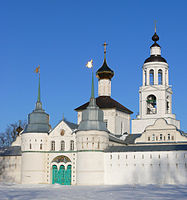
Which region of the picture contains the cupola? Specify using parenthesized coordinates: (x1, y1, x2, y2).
(144, 25, 167, 63)
(96, 42, 114, 80)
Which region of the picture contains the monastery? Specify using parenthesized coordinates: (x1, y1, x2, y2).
(0, 29, 187, 185)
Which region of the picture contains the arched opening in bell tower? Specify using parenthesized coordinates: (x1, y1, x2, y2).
(147, 95, 157, 114)
(158, 69, 162, 85)
(149, 69, 154, 85)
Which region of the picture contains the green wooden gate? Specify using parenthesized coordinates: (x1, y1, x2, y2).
(52, 164, 71, 185)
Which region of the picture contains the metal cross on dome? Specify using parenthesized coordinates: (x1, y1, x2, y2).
(103, 42, 108, 59)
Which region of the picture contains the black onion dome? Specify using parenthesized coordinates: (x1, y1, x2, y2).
(96, 59, 114, 79)
(152, 32, 159, 42)
(144, 55, 167, 63)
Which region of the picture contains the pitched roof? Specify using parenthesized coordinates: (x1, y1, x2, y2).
(75, 96, 133, 114)
(0, 146, 21, 156)
(105, 144, 187, 152)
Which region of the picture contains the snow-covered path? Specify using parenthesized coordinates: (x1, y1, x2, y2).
(0, 184, 187, 200)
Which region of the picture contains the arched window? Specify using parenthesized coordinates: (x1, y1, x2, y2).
(70, 140, 74, 151)
(147, 95, 157, 114)
(61, 140, 65, 151)
(149, 69, 154, 85)
(145, 70, 147, 85)
(51, 141, 55, 151)
(158, 69, 162, 85)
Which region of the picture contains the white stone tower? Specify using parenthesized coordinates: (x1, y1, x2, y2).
(132, 28, 180, 134)
(76, 69, 109, 185)
(21, 71, 51, 184)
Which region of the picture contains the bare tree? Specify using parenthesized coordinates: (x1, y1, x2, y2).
(0, 120, 26, 147)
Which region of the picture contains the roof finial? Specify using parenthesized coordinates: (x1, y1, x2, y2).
(34, 65, 42, 110)
(103, 41, 108, 60)
(62, 113, 64, 121)
(154, 20, 157, 33)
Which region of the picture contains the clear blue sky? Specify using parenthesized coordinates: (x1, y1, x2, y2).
(1, 0, 187, 132)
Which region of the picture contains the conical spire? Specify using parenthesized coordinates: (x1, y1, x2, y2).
(78, 60, 108, 132)
(23, 66, 51, 134)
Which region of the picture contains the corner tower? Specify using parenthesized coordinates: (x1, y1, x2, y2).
(76, 68, 109, 185)
(132, 27, 180, 134)
(21, 69, 51, 184)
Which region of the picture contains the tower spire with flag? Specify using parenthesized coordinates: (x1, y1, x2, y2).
(86, 59, 94, 99)
(34, 65, 42, 110)
(34, 65, 41, 102)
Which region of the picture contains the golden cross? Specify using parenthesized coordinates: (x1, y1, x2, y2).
(103, 41, 108, 54)
(154, 20, 157, 33)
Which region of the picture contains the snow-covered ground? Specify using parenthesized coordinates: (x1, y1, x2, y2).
(0, 183, 187, 200)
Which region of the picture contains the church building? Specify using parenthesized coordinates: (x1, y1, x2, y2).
(0, 29, 187, 185)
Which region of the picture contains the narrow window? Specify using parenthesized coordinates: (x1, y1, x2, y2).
(152, 134, 155, 141)
(150, 69, 154, 85)
(168, 134, 170, 140)
(126, 155, 128, 159)
(158, 69, 162, 85)
(156, 136, 158, 141)
(110, 155, 112, 159)
(150, 154, 152, 159)
(51, 141, 55, 151)
(160, 134, 162, 140)
(70, 140, 74, 150)
(118, 155, 120, 160)
(40, 143, 42, 150)
(172, 136, 174, 140)
(61, 140, 65, 151)
(142, 155, 144, 159)
(145, 70, 147, 85)
(148, 137, 150, 141)
(104, 120, 108, 128)
(29, 143, 32, 149)
(158, 155, 160, 159)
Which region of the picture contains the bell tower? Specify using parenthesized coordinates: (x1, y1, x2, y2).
(132, 27, 180, 134)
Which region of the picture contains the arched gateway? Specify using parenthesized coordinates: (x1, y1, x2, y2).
(51, 155, 72, 185)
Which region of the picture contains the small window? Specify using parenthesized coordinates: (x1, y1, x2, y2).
(40, 144, 42, 150)
(134, 155, 135, 159)
(172, 136, 174, 140)
(168, 134, 171, 140)
(152, 134, 155, 141)
(30, 144, 32, 150)
(148, 137, 150, 141)
(118, 155, 120, 160)
(70, 140, 74, 151)
(142, 155, 144, 159)
(126, 155, 128, 159)
(158, 155, 160, 159)
(150, 154, 152, 159)
(51, 141, 55, 151)
(156, 136, 158, 141)
(110, 155, 112, 159)
(160, 134, 162, 140)
(104, 120, 108, 128)
(61, 141, 65, 151)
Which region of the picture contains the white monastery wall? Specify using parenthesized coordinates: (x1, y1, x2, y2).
(104, 151, 187, 185)
(0, 156, 21, 183)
